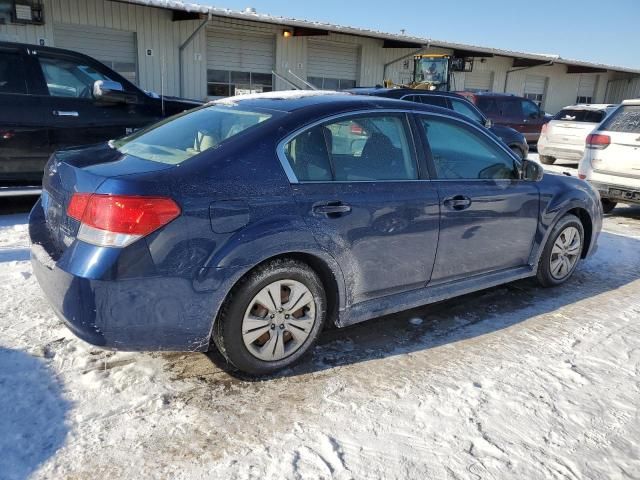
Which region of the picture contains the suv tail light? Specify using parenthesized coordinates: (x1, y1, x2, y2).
(541, 123, 547, 135)
(68, 194, 181, 247)
(586, 133, 610, 149)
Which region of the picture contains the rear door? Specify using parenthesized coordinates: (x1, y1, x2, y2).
(593, 104, 640, 177)
(415, 113, 539, 284)
(0, 45, 50, 186)
(280, 111, 440, 303)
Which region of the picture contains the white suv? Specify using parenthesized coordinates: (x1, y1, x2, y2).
(538, 104, 617, 165)
(578, 99, 640, 213)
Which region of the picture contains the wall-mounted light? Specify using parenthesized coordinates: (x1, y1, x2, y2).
(283, 29, 293, 38)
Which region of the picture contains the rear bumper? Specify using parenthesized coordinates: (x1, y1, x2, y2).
(537, 140, 584, 161)
(29, 199, 232, 352)
(590, 180, 640, 204)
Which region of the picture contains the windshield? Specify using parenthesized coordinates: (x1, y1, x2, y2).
(415, 57, 449, 86)
(553, 109, 606, 123)
(111, 105, 274, 164)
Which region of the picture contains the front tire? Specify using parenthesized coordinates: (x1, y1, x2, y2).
(536, 214, 584, 287)
(601, 199, 617, 214)
(539, 155, 556, 165)
(213, 259, 327, 375)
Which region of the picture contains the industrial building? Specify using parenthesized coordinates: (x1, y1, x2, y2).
(1, 0, 639, 113)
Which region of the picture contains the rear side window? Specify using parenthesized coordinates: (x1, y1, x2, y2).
(599, 105, 640, 134)
(419, 115, 517, 180)
(553, 109, 605, 123)
(112, 105, 274, 164)
(283, 114, 418, 182)
(0, 50, 28, 94)
(450, 98, 484, 124)
(411, 95, 449, 108)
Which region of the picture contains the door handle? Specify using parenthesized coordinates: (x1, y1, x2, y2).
(312, 201, 352, 216)
(443, 195, 472, 211)
(53, 111, 79, 117)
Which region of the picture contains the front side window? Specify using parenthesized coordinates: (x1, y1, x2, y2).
(111, 105, 274, 164)
(283, 114, 417, 182)
(0, 50, 28, 94)
(450, 98, 485, 124)
(38, 55, 115, 98)
(419, 115, 518, 180)
(521, 100, 540, 118)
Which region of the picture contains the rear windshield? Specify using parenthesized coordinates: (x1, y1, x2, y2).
(553, 109, 606, 123)
(600, 105, 640, 134)
(111, 105, 275, 164)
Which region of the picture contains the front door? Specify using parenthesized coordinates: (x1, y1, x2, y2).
(415, 113, 539, 284)
(29, 50, 156, 153)
(281, 112, 440, 303)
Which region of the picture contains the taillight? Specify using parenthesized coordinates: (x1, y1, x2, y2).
(541, 123, 547, 135)
(578, 174, 587, 180)
(68, 194, 181, 247)
(586, 133, 610, 149)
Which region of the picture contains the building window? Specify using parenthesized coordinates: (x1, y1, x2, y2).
(523, 92, 544, 107)
(207, 70, 273, 97)
(576, 95, 593, 104)
(307, 77, 357, 90)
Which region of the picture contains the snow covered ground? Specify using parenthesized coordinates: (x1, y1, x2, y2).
(1, 205, 640, 480)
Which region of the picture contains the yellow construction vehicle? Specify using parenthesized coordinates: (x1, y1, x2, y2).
(384, 53, 470, 91)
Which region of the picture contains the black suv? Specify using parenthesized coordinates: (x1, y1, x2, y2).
(0, 41, 201, 194)
(348, 88, 529, 159)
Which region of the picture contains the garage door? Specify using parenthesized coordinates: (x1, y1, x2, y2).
(307, 40, 359, 90)
(524, 75, 547, 106)
(206, 29, 275, 97)
(464, 71, 493, 92)
(53, 24, 138, 84)
(577, 75, 598, 103)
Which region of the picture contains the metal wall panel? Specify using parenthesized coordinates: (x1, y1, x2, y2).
(464, 71, 493, 91)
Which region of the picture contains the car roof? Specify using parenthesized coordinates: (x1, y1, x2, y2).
(346, 87, 466, 100)
(456, 91, 521, 99)
(209, 90, 475, 122)
(622, 98, 640, 105)
(557, 104, 617, 111)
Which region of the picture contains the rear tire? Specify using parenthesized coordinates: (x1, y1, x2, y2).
(601, 199, 617, 214)
(536, 214, 584, 288)
(539, 155, 556, 165)
(213, 259, 327, 375)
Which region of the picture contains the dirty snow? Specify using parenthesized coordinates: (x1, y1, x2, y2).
(1, 206, 640, 479)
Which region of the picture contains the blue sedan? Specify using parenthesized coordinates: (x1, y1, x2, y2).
(29, 91, 602, 375)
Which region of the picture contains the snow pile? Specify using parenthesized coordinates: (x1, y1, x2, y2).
(1, 211, 639, 479)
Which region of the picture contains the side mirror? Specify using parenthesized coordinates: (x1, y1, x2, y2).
(521, 159, 544, 182)
(484, 118, 493, 128)
(93, 80, 137, 104)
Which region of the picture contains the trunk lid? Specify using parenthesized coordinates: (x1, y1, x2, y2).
(547, 120, 599, 146)
(41, 143, 173, 253)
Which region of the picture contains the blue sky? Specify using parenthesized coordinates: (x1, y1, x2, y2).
(204, 0, 640, 69)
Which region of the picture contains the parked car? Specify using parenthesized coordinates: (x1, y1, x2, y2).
(578, 99, 640, 214)
(457, 91, 550, 144)
(30, 91, 602, 375)
(348, 88, 529, 159)
(538, 104, 617, 165)
(0, 41, 201, 195)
